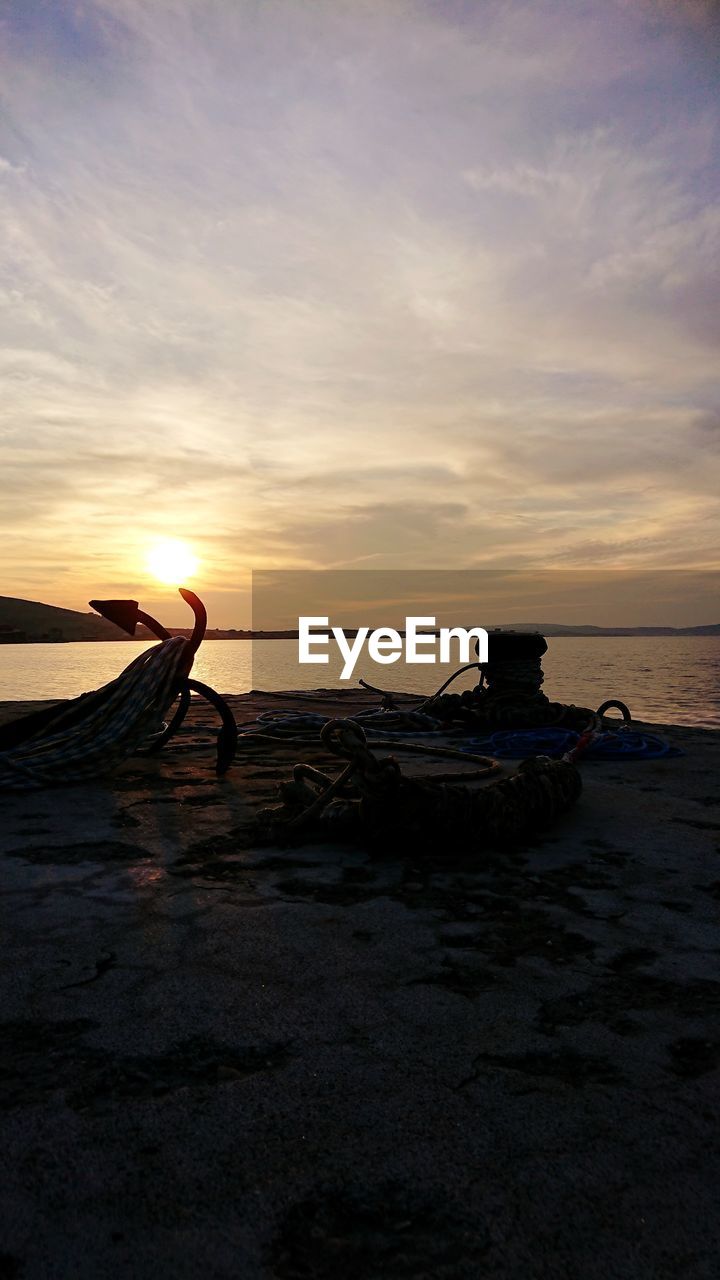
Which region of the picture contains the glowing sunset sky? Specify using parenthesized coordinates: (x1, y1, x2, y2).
(1, 0, 718, 624)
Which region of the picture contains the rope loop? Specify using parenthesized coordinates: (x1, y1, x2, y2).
(320, 717, 368, 759)
(595, 699, 632, 726)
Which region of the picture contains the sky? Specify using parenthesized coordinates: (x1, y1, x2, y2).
(1, 0, 719, 626)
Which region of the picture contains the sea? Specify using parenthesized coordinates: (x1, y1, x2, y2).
(0, 636, 718, 728)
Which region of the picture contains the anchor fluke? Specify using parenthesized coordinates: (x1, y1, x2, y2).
(90, 599, 141, 636)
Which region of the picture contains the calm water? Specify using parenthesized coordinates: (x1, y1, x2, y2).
(0, 636, 718, 728)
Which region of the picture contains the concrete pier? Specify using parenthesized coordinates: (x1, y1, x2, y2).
(1, 691, 719, 1278)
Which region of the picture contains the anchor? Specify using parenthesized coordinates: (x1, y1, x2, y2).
(90, 587, 237, 776)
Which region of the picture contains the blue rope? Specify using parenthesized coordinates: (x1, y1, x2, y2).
(240, 714, 682, 760)
(459, 727, 683, 760)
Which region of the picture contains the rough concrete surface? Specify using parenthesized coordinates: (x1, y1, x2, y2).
(1, 689, 719, 1279)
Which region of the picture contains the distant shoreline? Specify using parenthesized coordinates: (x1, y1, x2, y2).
(164, 626, 720, 640)
(1, 626, 720, 645)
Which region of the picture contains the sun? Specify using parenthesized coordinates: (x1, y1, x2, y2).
(147, 538, 198, 585)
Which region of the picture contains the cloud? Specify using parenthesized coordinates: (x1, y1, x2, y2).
(693, 409, 720, 447)
(0, 0, 718, 619)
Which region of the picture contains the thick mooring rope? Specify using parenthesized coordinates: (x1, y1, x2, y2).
(258, 718, 583, 853)
(424, 666, 595, 731)
(363, 651, 597, 732)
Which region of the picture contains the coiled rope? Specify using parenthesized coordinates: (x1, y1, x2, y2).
(236, 709, 501, 780)
(0, 637, 191, 791)
(361, 653, 596, 732)
(459, 727, 683, 761)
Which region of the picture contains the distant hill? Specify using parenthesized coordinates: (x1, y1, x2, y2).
(0, 595, 136, 642)
(486, 621, 720, 637)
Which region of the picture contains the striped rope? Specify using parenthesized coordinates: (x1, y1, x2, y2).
(0, 637, 190, 791)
